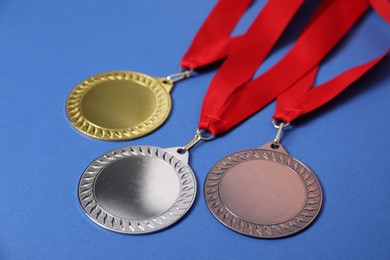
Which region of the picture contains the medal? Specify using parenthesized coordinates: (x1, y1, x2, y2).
(205, 142, 322, 238)
(79, 145, 195, 234)
(67, 71, 186, 140)
(66, 0, 253, 141)
(77, 0, 306, 233)
(205, 123, 324, 238)
(79, 130, 213, 234)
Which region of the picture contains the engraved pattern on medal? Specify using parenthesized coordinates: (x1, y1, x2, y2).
(204, 149, 322, 238)
(79, 146, 196, 234)
(66, 71, 171, 140)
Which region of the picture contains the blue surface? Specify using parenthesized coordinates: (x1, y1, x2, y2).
(0, 0, 389, 259)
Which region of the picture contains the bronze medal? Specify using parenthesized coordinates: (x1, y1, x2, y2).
(66, 71, 174, 140)
(204, 142, 322, 238)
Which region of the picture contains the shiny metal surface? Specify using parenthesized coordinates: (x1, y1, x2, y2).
(166, 70, 192, 82)
(66, 71, 173, 140)
(272, 121, 287, 147)
(180, 129, 215, 153)
(79, 146, 196, 234)
(205, 142, 322, 238)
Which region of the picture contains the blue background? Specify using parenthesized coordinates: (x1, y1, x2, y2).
(0, 0, 389, 259)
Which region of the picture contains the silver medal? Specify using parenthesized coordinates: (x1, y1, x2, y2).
(78, 145, 196, 234)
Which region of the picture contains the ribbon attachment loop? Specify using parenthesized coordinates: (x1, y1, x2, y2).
(179, 129, 215, 153)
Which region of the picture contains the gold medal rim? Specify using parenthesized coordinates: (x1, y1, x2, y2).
(66, 71, 172, 141)
(204, 148, 323, 239)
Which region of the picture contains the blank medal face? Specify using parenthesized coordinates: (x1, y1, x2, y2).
(94, 157, 181, 220)
(78, 146, 196, 234)
(219, 159, 307, 225)
(205, 143, 322, 238)
(81, 80, 157, 129)
(66, 71, 172, 140)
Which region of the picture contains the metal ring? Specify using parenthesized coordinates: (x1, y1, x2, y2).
(180, 129, 214, 153)
(166, 70, 193, 83)
(197, 128, 215, 141)
(179, 66, 193, 73)
(179, 67, 194, 79)
(272, 120, 290, 129)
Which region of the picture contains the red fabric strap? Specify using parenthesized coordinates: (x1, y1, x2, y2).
(199, 0, 371, 135)
(370, 0, 390, 24)
(199, 0, 305, 133)
(273, 52, 389, 123)
(180, 0, 252, 70)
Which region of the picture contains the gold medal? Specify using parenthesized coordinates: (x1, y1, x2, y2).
(66, 71, 188, 140)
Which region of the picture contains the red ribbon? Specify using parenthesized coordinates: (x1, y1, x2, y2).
(273, 52, 388, 123)
(272, 0, 390, 123)
(371, 0, 390, 24)
(198, 0, 387, 135)
(199, 0, 305, 133)
(181, 0, 252, 70)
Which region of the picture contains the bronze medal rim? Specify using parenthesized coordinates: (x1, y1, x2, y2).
(78, 145, 196, 234)
(66, 71, 172, 141)
(204, 147, 322, 238)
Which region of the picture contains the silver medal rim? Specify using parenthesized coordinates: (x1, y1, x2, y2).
(204, 148, 322, 238)
(78, 145, 196, 234)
